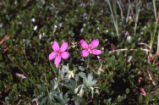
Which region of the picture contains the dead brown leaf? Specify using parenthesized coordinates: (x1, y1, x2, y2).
(0, 35, 9, 45)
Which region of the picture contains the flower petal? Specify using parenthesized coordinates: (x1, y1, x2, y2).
(89, 39, 99, 49)
(54, 56, 61, 67)
(80, 40, 88, 49)
(81, 50, 89, 57)
(91, 49, 102, 55)
(60, 42, 68, 52)
(52, 41, 59, 51)
(61, 52, 69, 59)
(49, 52, 56, 61)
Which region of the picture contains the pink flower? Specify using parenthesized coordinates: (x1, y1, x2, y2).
(80, 39, 102, 57)
(49, 41, 69, 67)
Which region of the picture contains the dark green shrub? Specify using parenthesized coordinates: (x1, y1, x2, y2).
(0, 0, 159, 105)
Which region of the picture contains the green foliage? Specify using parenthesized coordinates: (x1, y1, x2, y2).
(0, 0, 159, 105)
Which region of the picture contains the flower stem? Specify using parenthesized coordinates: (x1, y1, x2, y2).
(87, 56, 90, 69)
(56, 66, 60, 81)
(44, 73, 50, 97)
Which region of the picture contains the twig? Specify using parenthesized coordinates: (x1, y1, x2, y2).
(16, 73, 27, 79)
(36, 101, 39, 105)
(138, 42, 150, 48)
(17, 99, 22, 105)
(111, 48, 150, 53)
